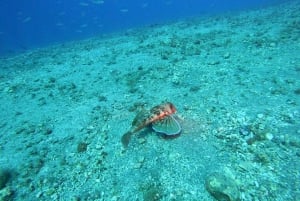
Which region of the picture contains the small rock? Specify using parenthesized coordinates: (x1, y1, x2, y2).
(223, 52, 230, 59)
(36, 191, 43, 198)
(0, 169, 10, 189)
(205, 173, 240, 201)
(44, 128, 53, 135)
(239, 125, 252, 137)
(77, 142, 88, 153)
(265, 133, 273, 141)
(289, 136, 300, 148)
(0, 186, 13, 200)
(138, 138, 146, 144)
(71, 196, 81, 201)
(111, 195, 119, 201)
(190, 86, 200, 92)
(98, 95, 107, 102)
(237, 162, 251, 172)
(257, 114, 264, 119)
(138, 156, 145, 163)
(208, 60, 220, 65)
(133, 162, 142, 169)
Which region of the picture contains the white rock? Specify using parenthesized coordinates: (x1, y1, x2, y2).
(257, 113, 264, 119)
(265, 133, 273, 140)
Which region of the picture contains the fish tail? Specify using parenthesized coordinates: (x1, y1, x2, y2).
(121, 131, 132, 148)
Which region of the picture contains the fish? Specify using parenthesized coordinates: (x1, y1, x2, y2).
(121, 102, 181, 147)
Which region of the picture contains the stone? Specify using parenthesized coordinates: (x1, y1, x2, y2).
(223, 52, 230, 59)
(208, 60, 220, 65)
(257, 114, 264, 119)
(265, 133, 274, 141)
(288, 135, 300, 148)
(0, 186, 13, 200)
(205, 173, 240, 201)
(77, 142, 88, 153)
(0, 169, 10, 190)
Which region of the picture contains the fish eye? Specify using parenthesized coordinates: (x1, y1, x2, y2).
(169, 103, 176, 111)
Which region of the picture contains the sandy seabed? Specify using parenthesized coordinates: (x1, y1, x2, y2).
(0, 1, 299, 201)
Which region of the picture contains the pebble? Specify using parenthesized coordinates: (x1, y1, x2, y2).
(288, 136, 300, 148)
(237, 162, 251, 172)
(111, 195, 119, 201)
(133, 161, 143, 169)
(239, 125, 252, 136)
(257, 113, 264, 119)
(71, 197, 81, 201)
(0, 186, 13, 200)
(0, 169, 10, 189)
(36, 191, 43, 198)
(265, 133, 273, 141)
(223, 52, 231, 59)
(138, 138, 146, 144)
(208, 60, 220, 65)
(139, 155, 145, 161)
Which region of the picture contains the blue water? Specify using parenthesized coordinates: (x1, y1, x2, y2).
(0, 0, 288, 56)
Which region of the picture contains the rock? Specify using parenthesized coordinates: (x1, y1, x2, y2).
(0, 186, 13, 200)
(288, 135, 300, 148)
(77, 142, 88, 153)
(0, 169, 10, 190)
(223, 52, 230, 59)
(208, 60, 220, 65)
(257, 114, 264, 119)
(205, 173, 240, 201)
(265, 133, 273, 141)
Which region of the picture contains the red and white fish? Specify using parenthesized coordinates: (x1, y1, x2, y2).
(121, 102, 182, 147)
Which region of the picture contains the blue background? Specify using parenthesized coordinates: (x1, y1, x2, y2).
(0, 0, 287, 56)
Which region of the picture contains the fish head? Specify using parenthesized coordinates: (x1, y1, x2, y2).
(164, 102, 177, 115)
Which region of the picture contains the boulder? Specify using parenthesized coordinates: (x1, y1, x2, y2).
(205, 172, 240, 201)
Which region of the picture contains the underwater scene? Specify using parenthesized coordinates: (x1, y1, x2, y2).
(0, 0, 299, 200)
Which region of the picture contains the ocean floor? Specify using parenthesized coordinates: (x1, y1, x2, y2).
(0, 1, 300, 201)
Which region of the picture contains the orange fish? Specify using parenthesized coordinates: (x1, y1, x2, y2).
(121, 102, 181, 147)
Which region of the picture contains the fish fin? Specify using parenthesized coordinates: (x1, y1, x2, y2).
(152, 115, 181, 136)
(121, 131, 132, 148)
